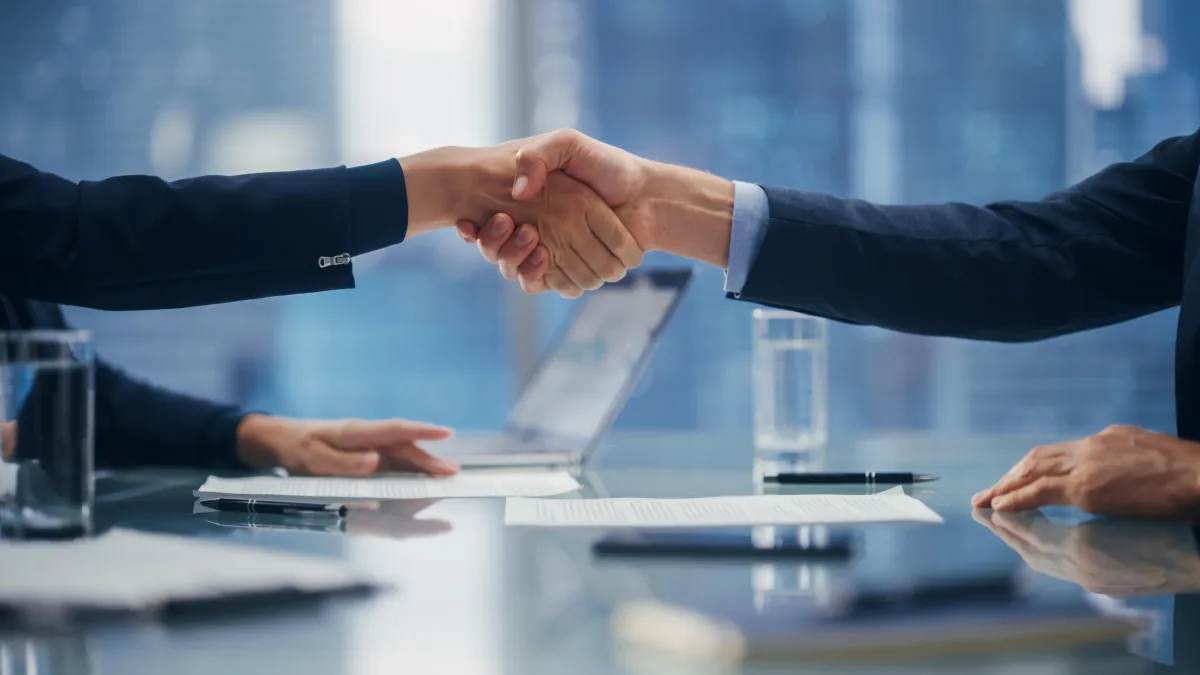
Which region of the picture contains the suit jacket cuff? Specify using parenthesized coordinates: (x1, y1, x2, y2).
(204, 408, 252, 470)
(346, 159, 409, 257)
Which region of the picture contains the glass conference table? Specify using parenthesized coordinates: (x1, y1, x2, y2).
(5, 432, 1193, 674)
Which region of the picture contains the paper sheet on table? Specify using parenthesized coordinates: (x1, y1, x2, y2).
(0, 528, 374, 612)
(504, 486, 943, 527)
(198, 471, 581, 502)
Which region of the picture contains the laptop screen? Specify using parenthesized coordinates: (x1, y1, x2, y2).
(506, 269, 693, 449)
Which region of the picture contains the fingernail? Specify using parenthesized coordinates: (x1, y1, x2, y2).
(992, 496, 1008, 510)
(436, 458, 459, 473)
(529, 248, 545, 265)
(516, 225, 533, 246)
(359, 451, 380, 468)
(971, 491, 987, 505)
(489, 218, 510, 237)
(513, 174, 529, 197)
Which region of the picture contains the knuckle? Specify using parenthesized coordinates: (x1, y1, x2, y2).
(1017, 460, 1039, 480)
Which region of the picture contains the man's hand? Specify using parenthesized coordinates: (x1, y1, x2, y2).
(235, 415, 458, 477)
(471, 169, 643, 298)
(457, 129, 735, 296)
(973, 510, 1200, 597)
(402, 141, 642, 298)
(971, 425, 1200, 517)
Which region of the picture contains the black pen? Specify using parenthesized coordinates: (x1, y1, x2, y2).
(199, 498, 348, 518)
(763, 472, 938, 485)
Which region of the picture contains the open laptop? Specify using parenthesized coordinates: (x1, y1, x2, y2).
(432, 268, 693, 468)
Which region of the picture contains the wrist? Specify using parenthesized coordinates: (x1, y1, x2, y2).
(398, 145, 524, 237)
(637, 161, 734, 268)
(397, 147, 483, 237)
(235, 414, 288, 469)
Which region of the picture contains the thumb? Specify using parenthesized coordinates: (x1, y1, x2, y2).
(513, 129, 640, 206)
(514, 128, 605, 200)
(513, 140, 562, 201)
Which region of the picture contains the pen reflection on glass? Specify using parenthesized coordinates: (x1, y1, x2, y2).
(201, 510, 348, 534)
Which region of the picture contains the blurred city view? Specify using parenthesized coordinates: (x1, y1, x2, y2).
(2, 0, 1194, 444)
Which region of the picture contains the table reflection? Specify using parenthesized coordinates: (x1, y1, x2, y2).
(0, 632, 93, 675)
(343, 499, 452, 541)
(972, 510, 1200, 597)
(974, 509, 1200, 670)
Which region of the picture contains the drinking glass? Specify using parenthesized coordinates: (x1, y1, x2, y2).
(0, 331, 94, 538)
(752, 310, 828, 469)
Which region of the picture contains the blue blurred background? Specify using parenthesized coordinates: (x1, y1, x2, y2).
(1, 0, 1193, 442)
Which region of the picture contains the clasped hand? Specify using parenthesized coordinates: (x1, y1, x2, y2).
(453, 130, 657, 298)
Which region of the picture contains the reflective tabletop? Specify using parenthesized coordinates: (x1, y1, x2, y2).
(5, 432, 1193, 674)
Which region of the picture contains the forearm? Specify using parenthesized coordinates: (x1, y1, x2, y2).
(93, 360, 247, 470)
(637, 161, 735, 268)
(0, 148, 523, 310)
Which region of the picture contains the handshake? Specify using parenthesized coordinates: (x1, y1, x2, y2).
(401, 129, 736, 297)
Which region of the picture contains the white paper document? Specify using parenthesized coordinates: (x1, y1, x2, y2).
(0, 529, 373, 612)
(504, 486, 943, 527)
(198, 471, 582, 502)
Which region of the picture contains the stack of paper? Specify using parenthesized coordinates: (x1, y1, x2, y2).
(0, 529, 374, 614)
(197, 471, 581, 502)
(505, 486, 943, 527)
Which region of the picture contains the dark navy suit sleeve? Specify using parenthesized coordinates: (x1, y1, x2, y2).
(0, 154, 408, 310)
(734, 131, 1199, 342)
(25, 303, 250, 470)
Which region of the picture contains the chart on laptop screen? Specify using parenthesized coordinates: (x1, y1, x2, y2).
(507, 280, 680, 439)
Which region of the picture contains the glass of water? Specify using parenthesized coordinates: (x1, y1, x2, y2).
(0, 331, 94, 538)
(752, 310, 828, 467)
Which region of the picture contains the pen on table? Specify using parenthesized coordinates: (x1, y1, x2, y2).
(198, 498, 348, 518)
(763, 472, 938, 485)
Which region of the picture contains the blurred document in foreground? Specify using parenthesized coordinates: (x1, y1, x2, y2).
(0, 529, 372, 614)
(199, 471, 580, 502)
(505, 486, 941, 527)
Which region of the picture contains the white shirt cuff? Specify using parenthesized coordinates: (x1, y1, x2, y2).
(723, 181, 770, 297)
